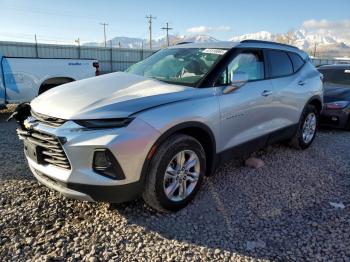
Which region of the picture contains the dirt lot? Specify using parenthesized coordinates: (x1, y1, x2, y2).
(0, 107, 349, 261)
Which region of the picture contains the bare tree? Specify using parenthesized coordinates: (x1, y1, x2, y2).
(276, 29, 296, 45)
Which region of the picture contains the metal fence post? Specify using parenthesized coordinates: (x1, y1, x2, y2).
(110, 41, 113, 72)
(34, 34, 39, 58)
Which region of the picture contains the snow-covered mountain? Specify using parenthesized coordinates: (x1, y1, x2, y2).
(230, 31, 272, 42)
(83, 34, 218, 49)
(84, 29, 350, 57)
(83, 37, 146, 49)
(230, 29, 350, 57)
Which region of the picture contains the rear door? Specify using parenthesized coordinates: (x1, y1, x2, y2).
(266, 50, 310, 128)
(217, 49, 275, 152)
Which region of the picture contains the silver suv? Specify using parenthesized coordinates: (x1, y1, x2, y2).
(15, 40, 323, 212)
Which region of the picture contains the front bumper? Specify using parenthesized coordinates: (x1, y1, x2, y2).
(30, 165, 143, 202)
(20, 118, 160, 202)
(320, 108, 350, 129)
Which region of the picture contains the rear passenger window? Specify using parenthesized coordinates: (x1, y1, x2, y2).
(289, 52, 305, 72)
(267, 50, 293, 77)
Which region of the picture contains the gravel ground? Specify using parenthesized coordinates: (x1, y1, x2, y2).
(0, 106, 349, 261)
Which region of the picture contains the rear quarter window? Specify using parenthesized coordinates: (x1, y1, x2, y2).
(267, 50, 293, 78)
(289, 52, 305, 72)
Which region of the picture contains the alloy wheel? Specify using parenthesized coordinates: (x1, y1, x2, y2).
(163, 150, 200, 202)
(302, 112, 317, 144)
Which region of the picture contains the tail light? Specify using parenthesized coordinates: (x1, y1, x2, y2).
(93, 62, 100, 76)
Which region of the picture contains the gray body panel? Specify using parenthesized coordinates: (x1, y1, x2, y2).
(20, 41, 323, 202)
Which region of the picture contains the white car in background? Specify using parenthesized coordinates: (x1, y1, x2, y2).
(0, 56, 99, 108)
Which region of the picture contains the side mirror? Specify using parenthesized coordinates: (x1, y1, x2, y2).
(223, 71, 248, 94)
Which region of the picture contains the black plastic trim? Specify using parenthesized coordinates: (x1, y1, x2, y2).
(92, 149, 126, 180)
(35, 169, 142, 203)
(216, 124, 298, 166)
(139, 121, 217, 183)
(67, 181, 144, 203)
(240, 40, 299, 50)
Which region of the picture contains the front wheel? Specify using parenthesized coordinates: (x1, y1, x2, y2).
(142, 134, 206, 212)
(289, 104, 318, 149)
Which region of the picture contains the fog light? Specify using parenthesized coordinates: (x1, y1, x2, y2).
(93, 149, 125, 180)
(94, 150, 112, 169)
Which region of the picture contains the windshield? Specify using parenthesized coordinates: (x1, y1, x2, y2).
(126, 48, 227, 86)
(319, 68, 350, 86)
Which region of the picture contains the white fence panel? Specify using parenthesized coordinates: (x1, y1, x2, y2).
(0, 41, 156, 73)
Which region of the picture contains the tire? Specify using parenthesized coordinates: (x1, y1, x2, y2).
(346, 116, 350, 131)
(142, 134, 206, 212)
(289, 104, 318, 149)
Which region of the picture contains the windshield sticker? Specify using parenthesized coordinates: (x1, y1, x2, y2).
(202, 49, 227, 55)
(345, 69, 350, 74)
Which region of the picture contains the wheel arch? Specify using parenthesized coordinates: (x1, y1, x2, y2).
(141, 122, 217, 183)
(306, 96, 323, 115)
(38, 76, 75, 95)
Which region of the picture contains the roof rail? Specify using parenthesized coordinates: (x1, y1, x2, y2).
(176, 41, 193, 45)
(240, 39, 299, 50)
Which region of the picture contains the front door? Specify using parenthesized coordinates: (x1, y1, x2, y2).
(216, 49, 275, 152)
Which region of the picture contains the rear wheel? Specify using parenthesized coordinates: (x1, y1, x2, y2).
(289, 104, 318, 149)
(142, 134, 206, 212)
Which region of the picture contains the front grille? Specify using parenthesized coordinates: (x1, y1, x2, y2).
(31, 110, 66, 127)
(18, 128, 71, 170)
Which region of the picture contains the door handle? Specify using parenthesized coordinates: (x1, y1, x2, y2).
(261, 90, 273, 97)
(298, 80, 306, 86)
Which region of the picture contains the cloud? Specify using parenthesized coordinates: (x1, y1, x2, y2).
(302, 19, 350, 30)
(186, 25, 231, 34)
(301, 19, 350, 44)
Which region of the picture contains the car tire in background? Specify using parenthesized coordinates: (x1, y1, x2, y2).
(289, 104, 319, 149)
(346, 117, 350, 131)
(142, 134, 206, 212)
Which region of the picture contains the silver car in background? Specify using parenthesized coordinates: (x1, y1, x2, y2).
(15, 40, 323, 212)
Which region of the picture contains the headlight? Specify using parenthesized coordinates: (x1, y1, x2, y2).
(324, 101, 350, 110)
(74, 118, 134, 128)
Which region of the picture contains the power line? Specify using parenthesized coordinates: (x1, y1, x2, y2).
(161, 22, 173, 47)
(100, 22, 108, 47)
(146, 15, 156, 49)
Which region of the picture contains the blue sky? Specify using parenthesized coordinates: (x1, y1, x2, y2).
(0, 0, 349, 44)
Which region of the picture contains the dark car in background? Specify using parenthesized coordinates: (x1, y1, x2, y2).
(318, 64, 350, 129)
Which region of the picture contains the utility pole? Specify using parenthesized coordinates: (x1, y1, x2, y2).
(146, 15, 156, 49)
(161, 22, 173, 47)
(100, 22, 108, 47)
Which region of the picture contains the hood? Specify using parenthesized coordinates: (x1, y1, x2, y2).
(31, 72, 196, 120)
(324, 83, 350, 103)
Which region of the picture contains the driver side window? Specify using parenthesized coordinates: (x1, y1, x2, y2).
(217, 50, 265, 85)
